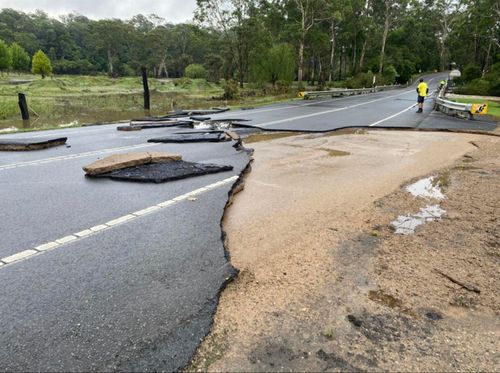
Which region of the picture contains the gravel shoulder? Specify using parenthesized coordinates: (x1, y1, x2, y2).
(188, 129, 499, 372)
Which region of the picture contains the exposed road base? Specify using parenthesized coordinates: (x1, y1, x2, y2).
(188, 130, 499, 372)
(89, 160, 233, 183)
(0, 137, 67, 151)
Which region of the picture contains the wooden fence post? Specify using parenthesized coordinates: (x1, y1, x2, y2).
(18, 93, 30, 121)
(141, 67, 150, 112)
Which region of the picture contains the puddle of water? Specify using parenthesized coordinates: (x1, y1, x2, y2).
(0, 127, 17, 134)
(244, 132, 300, 143)
(406, 176, 444, 199)
(391, 204, 446, 234)
(193, 121, 232, 130)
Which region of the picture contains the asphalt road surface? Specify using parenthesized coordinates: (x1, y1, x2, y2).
(0, 73, 496, 371)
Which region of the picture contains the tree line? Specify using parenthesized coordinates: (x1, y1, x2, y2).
(0, 1, 498, 89)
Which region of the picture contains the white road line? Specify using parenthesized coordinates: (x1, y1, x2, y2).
(230, 94, 356, 116)
(0, 143, 158, 171)
(369, 103, 417, 126)
(0, 125, 118, 139)
(256, 90, 414, 128)
(2, 250, 38, 264)
(0, 175, 239, 268)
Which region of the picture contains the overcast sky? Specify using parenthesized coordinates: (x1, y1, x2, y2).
(0, 0, 198, 23)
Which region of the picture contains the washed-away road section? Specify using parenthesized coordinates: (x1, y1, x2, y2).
(0, 72, 496, 371)
(0, 125, 250, 372)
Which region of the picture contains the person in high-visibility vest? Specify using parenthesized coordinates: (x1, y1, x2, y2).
(416, 78, 428, 113)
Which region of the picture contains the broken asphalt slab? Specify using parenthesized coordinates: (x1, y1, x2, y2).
(0, 137, 67, 151)
(83, 152, 182, 175)
(117, 120, 192, 131)
(89, 160, 234, 183)
(148, 132, 230, 143)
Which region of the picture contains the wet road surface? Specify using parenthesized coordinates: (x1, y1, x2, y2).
(0, 72, 496, 371)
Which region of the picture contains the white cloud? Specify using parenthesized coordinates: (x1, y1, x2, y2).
(0, 0, 197, 23)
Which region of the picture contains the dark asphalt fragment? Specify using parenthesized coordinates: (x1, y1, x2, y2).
(118, 120, 192, 131)
(0, 137, 67, 151)
(148, 132, 229, 143)
(90, 160, 233, 183)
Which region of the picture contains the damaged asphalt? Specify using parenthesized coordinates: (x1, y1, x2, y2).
(0, 72, 497, 371)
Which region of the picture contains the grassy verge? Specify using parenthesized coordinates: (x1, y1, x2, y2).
(452, 97, 500, 118)
(0, 74, 297, 132)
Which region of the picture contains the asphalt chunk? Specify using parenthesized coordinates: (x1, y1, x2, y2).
(148, 132, 229, 143)
(0, 137, 67, 151)
(90, 160, 233, 183)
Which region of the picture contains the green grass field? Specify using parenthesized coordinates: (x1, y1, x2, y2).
(0, 74, 297, 132)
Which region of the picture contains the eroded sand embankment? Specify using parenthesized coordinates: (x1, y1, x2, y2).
(189, 129, 499, 372)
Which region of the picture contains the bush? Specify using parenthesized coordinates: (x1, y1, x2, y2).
(184, 64, 207, 79)
(346, 71, 374, 88)
(31, 50, 52, 78)
(463, 64, 481, 83)
(222, 79, 239, 100)
(455, 62, 500, 96)
(274, 80, 291, 94)
(9, 43, 30, 72)
(0, 39, 11, 73)
(458, 78, 491, 95)
(382, 65, 397, 84)
(53, 59, 97, 75)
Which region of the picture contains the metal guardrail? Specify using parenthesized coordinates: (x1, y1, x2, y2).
(434, 84, 474, 119)
(302, 84, 400, 99)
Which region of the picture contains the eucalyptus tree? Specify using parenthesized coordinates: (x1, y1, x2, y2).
(196, 0, 261, 86)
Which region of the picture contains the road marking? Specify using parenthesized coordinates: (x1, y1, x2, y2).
(369, 103, 417, 126)
(2, 250, 38, 264)
(0, 175, 239, 268)
(256, 90, 414, 128)
(0, 125, 118, 139)
(0, 143, 158, 171)
(228, 95, 355, 116)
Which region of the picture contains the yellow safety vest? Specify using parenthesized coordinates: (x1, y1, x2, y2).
(417, 82, 428, 96)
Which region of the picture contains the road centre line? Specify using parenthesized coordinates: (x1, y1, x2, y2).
(369, 103, 417, 126)
(0, 175, 239, 268)
(228, 94, 357, 116)
(0, 143, 158, 171)
(256, 90, 414, 127)
(0, 125, 118, 139)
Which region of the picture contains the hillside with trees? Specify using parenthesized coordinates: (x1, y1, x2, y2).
(0, 0, 497, 93)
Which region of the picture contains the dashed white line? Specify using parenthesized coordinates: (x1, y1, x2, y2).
(0, 143, 158, 171)
(0, 175, 239, 268)
(2, 250, 39, 264)
(229, 94, 356, 116)
(369, 103, 417, 127)
(0, 124, 117, 139)
(257, 90, 414, 128)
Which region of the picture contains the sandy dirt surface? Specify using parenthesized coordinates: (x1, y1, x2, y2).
(188, 129, 499, 372)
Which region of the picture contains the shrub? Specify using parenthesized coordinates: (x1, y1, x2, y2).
(462, 64, 481, 83)
(222, 79, 239, 100)
(9, 43, 30, 72)
(31, 50, 52, 78)
(0, 39, 11, 73)
(184, 64, 207, 79)
(382, 65, 397, 84)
